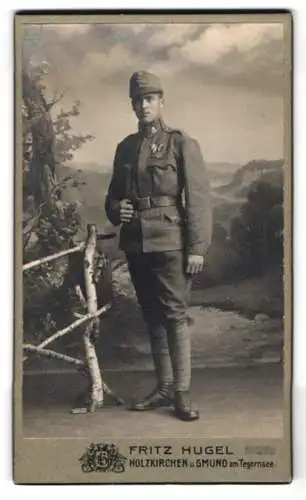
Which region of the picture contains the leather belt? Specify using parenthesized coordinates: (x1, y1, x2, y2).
(133, 195, 179, 211)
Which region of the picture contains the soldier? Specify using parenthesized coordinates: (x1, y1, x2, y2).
(105, 71, 212, 421)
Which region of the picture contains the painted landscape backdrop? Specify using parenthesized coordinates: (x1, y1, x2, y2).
(23, 152, 284, 372)
(22, 20, 286, 374)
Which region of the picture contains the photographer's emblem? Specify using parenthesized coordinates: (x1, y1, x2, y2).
(79, 443, 127, 473)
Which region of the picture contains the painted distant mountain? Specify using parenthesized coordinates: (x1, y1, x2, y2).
(59, 161, 242, 222)
(215, 159, 284, 195)
(57, 163, 112, 229)
(208, 162, 241, 174)
(207, 162, 241, 189)
(57, 162, 122, 257)
(67, 160, 241, 175)
(64, 161, 241, 189)
(57, 158, 284, 257)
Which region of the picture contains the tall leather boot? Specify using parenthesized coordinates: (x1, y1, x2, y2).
(166, 319, 199, 421)
(129, 324, 174, 411)
(174, 390, 199, 422)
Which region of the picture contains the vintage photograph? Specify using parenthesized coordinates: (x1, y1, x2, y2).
(15, 12, 292, 483)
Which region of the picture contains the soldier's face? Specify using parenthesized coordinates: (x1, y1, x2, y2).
(132, 93, 164, 123)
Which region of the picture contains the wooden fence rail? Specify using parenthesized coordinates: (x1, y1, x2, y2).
(22, 224, 123, 412)
(22, 303, 112, 362)
(23, 243, 85, 271)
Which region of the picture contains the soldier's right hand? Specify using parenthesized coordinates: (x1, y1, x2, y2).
(119, 199, 134, 223)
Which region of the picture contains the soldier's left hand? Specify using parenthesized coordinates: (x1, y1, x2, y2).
(186, 255, 204, 275)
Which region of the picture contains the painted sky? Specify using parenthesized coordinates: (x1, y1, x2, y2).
(22, 21, 286, 170)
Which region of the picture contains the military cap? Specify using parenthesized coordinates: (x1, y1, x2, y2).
(129, 71, 163, 100)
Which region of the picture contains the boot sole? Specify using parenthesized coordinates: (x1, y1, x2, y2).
(129, 401, 174, 411)
(174, 412, 200, 422)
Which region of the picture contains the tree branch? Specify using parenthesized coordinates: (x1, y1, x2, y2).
(47, 87, 69, 109)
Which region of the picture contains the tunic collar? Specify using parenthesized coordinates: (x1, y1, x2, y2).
(138, 118, 166, 138)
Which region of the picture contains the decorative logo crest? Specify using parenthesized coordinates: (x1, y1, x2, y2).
(79, 443, 127, 473)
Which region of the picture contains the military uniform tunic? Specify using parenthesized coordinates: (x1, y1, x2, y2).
(105, 119, 212, 256)
(105, 118, 212, 391)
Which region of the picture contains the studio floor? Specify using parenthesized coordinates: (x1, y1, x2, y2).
(22, 365, 284, 439)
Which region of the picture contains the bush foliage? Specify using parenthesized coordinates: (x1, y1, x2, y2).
(23, 61, 94, 346)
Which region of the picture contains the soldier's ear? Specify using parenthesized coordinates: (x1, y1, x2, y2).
(160, 95, 165, 108)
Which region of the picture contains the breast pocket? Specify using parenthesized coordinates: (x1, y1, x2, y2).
(146, 158, 178, 195)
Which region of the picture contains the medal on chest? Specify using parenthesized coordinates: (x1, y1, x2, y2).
(150, 142, 165, 159)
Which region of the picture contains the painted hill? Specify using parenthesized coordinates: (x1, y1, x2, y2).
(57, 163, 112, 229)
(56, 158, 284, 258)
(56, 163, 121, 257)
(57, 160, 241, 231)
(216, 159, 284, 196)
(208, 162, 241, 189)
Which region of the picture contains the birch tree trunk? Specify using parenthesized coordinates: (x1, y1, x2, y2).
(83, 224, 104, 411)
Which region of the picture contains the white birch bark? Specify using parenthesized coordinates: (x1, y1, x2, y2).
(83, 224, 104, 411)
